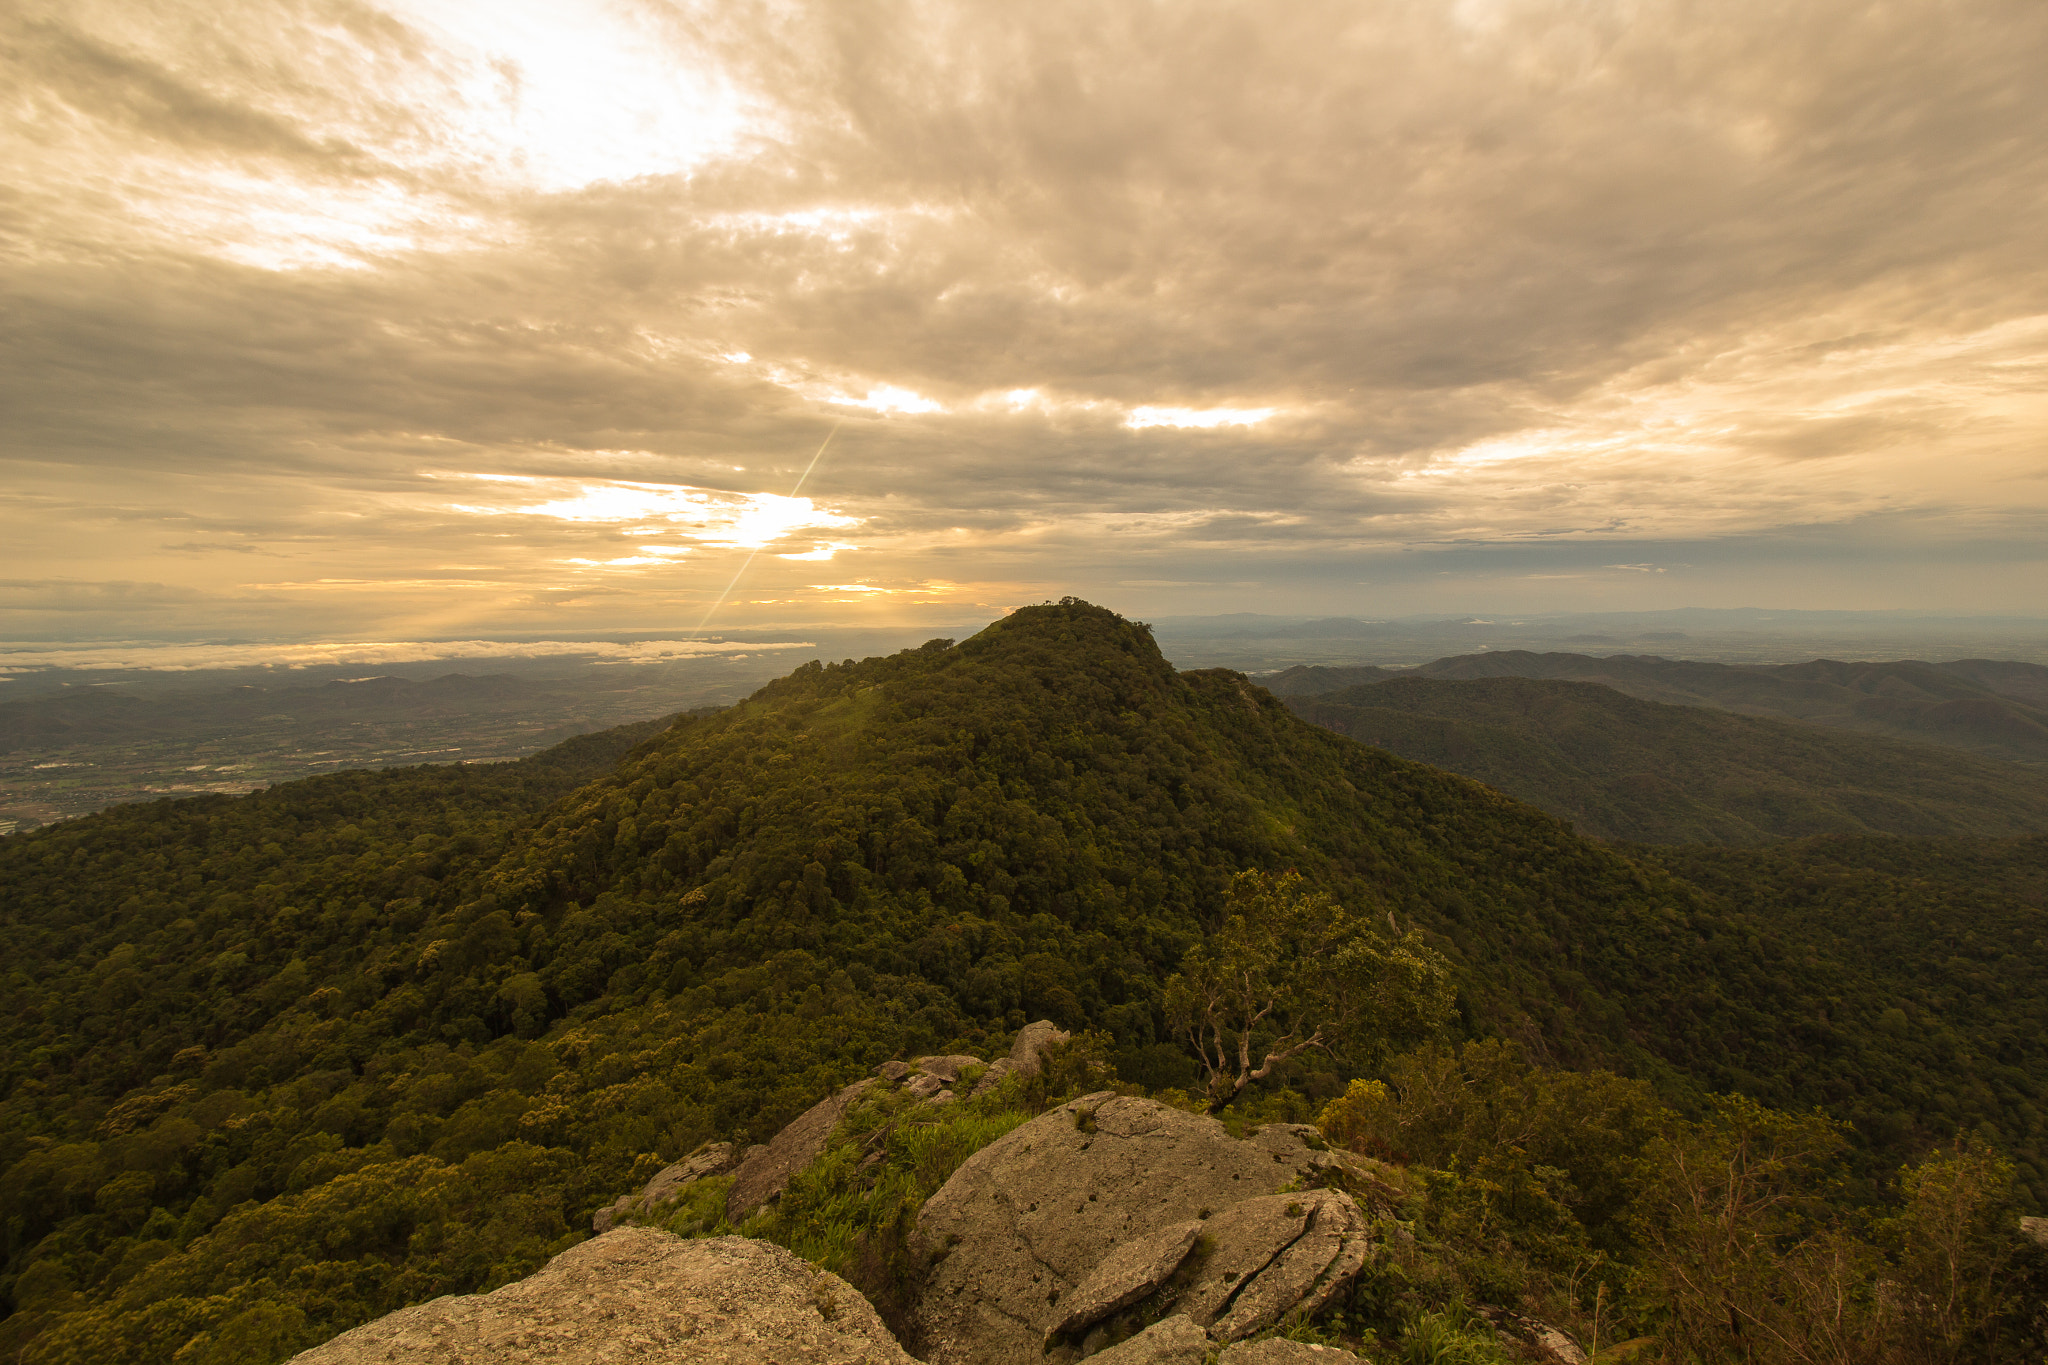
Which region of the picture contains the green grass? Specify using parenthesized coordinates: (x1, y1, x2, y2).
(625, 1074, 1036, 1332)
(1395, 1306, 1513, 1365)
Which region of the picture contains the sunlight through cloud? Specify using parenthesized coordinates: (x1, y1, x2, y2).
(448, 477, 858, 551)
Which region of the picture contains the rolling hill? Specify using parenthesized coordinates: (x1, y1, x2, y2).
(1266, 651, 2048, 764)
(1281, 674, 2048, 843)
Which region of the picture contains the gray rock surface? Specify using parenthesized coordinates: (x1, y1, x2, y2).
(594, 1142, 738, 1233)
(969, 1020, 1070, 1098)
(1480, 1308, 1588, 1365)
(1085, 1315, 1212, 1365)
(289, 1229, 912, 1364)
(1176, 1195, 1314, 1327)
(727, 1077, 875, 1221)
(1045, 1219, 1203, 1342)
(1207, 1192, 1370, 1342)
(967, 1058, 1016, 1098)
(909, 1093, 1333, 1365)
(1218, 1340, 1360, 1362)
(915, 1054, 985, 1084)
(2022, 1215, 2048, 1247)
(1008, 1020, 1071, 1077)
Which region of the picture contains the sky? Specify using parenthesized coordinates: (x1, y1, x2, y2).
(4, 0, 2046, 647)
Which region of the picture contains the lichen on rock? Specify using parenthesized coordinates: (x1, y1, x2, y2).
(288, 1229, 912, 1364)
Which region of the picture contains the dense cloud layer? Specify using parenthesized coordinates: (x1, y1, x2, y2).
(3, 0, 2044, 639)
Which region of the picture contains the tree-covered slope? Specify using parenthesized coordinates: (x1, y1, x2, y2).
(0, 602, 2043, 1363)
(1297, 650, 2048, 764)
(1283, 675, 2048, 843)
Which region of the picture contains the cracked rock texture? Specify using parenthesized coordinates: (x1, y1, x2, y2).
(1084, 1315, 1213, 1365)
(908, 1093, 1345, 1365)
(1208, 1192, 1371, 1342)
(289, 1229, 911, 1364)
(1045, 1218, 1203, 1342)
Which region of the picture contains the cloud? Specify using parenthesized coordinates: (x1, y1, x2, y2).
(3, 0, 2046, 630)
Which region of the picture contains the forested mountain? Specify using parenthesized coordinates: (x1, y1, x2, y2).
(1282, 675, 2048, 843)
(0, 603, 2042, 1362)
(1266, 652, 2048, 763)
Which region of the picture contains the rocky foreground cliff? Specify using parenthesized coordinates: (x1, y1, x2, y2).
(291, 1027, 1586, 1365)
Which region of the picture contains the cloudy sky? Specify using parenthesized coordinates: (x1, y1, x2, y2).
(4, 0, 2045, 645)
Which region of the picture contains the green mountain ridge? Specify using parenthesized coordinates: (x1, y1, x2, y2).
(1265, 652, 2048, 764)
(0, 603, 2043, 1362)
(1283, 674, 2048, 844)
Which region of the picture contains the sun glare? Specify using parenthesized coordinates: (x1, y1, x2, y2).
(392, 0, 750, 191)
(829, 385, 947, 416)
(451, 477, 858, 552)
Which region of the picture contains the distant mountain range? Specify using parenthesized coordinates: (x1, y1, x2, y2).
(1265, 652, 2048, 766)
(1149, 609, 2048, 670)
(1281, 675, 2048, 844)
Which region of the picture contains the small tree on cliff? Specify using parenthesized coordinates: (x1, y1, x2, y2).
(1165, 870, 1454, 1113)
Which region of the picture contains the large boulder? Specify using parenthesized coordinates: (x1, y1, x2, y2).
(909, 1093, 1371, 1365)
(1045, 1219, 1203, 1343)
(970, 1019, 1072, 1098)
(288, 1229, 912, 1364)
(1007, 1020, 1071, 1077)
(727, 1077, 875, 1221)
(1184, 1191, 1368, 1342)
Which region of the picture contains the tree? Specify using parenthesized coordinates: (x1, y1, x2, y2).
(1885, 1139, 2027, 1363)
(1632, 1094, 1860, 1364)
(1163, 870, 1453, 1112)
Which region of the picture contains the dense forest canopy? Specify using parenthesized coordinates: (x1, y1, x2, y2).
(1281, 674, 2048, 843)
(0, 601, 2042, 1362)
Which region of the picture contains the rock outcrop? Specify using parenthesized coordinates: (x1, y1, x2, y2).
(1045, 1219, 1203, 1342)
(592, 1141, 736, 1233)
(597, 1021, 1074, 1231)
(1478, 1307, 1589, 1365)
(726, 1077, 876, 1221)
(289, 1229, 912, 1364)
(970, 1019, 1072, 1098)
(909, 1093, 1374, 1365)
